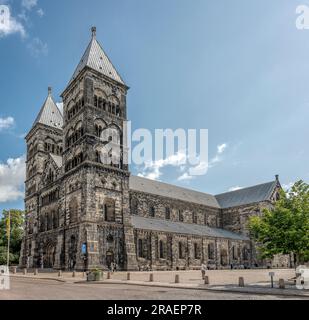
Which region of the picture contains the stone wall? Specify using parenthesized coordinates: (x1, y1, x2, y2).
(130, 190, 220, 227)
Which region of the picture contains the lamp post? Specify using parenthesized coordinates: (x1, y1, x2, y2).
(269, 271, 275, 288)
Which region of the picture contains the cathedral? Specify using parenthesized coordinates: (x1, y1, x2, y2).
(20, 27, 288, 271)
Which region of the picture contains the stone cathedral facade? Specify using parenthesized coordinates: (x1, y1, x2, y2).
(20, 27, 289, 271)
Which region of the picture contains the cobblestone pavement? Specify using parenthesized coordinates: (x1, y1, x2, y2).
(100, 268, 296, 286)
(10, 268, 296, 285)
(0, 277, 308, 300)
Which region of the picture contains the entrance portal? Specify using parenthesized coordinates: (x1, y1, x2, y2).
(43, 244, 55, 268)
(106, 250, 114, 269)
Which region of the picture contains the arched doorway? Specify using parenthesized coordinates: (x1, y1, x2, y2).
(43, 243, 55, 268)
(106, 250, 114, 269)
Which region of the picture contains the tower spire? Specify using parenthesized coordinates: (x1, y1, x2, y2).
(66, 26, 125, 87)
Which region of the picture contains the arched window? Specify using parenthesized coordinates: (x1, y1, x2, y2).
(104, 198, 116, 222)
(178, 242, 184, 259)
(194, 243, 201, 259)
(243, 247, 250, 261)
(131, 198, 138, 215)
(208, 243, 215, 260)
(165, 207, 170, 220)
(28, 217, 34, 234)
(149, 206, 155, 217)
(138, 239, 143, 258)
(96, 151, 101, 163)
(193, 212, 197, 224)
(107, 235, 114, 243)
(53, 210, 59, 229)
(40, 214, 46, 232)
(94, 95, 98, 108)
(159, 240, 165, 259)
(178, 210, 184, 222)
(232, 246, 238, 260)
(47, 168, 54, 183)
(47, 212, 53, 230)
(204, 213, 208, 225)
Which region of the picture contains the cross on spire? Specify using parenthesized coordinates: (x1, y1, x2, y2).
(91, 26, 96, 38)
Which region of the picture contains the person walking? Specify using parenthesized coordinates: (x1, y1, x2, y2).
(201, 262, 207, 279)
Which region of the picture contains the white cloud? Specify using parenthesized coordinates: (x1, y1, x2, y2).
(0, 5, 26, 38)
(27, 37, 48, 57)
(282, 182, 294, 191)
(137, 142, 229, 182)
(228, 186, 244, 192)
(178, 172, 194, 181)
(0, 155, 26, 202)
(21, 0, 37, 11)
(0, 116, 15, 131)
(177, 142, 228, 181)
(36, 8, 44, 17)
(138, 151, 187, 181)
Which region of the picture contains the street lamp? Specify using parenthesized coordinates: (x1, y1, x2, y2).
(269, 271, 275, 288)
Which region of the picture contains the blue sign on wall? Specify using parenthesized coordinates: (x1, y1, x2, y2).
(81, 243, 87, 254)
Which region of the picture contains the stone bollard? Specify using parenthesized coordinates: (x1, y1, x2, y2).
(34, 269, 38, 276)
(279, 279, 285, 289)
(107, 272, 111, 279)
(175, 274, 180, 283)
(12, 266, 17, 274)
(23, 268, 27, 275)
(72, 271, 76, 278)
(149, 273, 154, 282)
(58, 270, 62, 277)
(127, 272, 131, 280)
(239, 277, 245, 287)
(204, 275, 209, 285)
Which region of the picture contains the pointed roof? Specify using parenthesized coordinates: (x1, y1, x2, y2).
(132, 216, 249, 241)
(215, 180, 278, 209)
(69, 27, 125, 86)
(130, 175, 280, 210)
(129, 175, 220, 208)
(33, 87, 63, 130)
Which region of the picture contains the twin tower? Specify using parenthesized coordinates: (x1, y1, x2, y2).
(21, 27, 138, 270)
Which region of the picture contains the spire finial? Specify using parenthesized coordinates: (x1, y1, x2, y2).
(275, 174, 279, 182)
(48, 86, 52, 96)
(91, 26, 96, 38)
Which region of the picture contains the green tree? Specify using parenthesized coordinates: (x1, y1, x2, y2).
(249, 180, 309, 265)
(0, 209, 25, 265)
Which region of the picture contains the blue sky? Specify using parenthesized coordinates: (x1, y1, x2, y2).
(0, 0, 309, 213)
